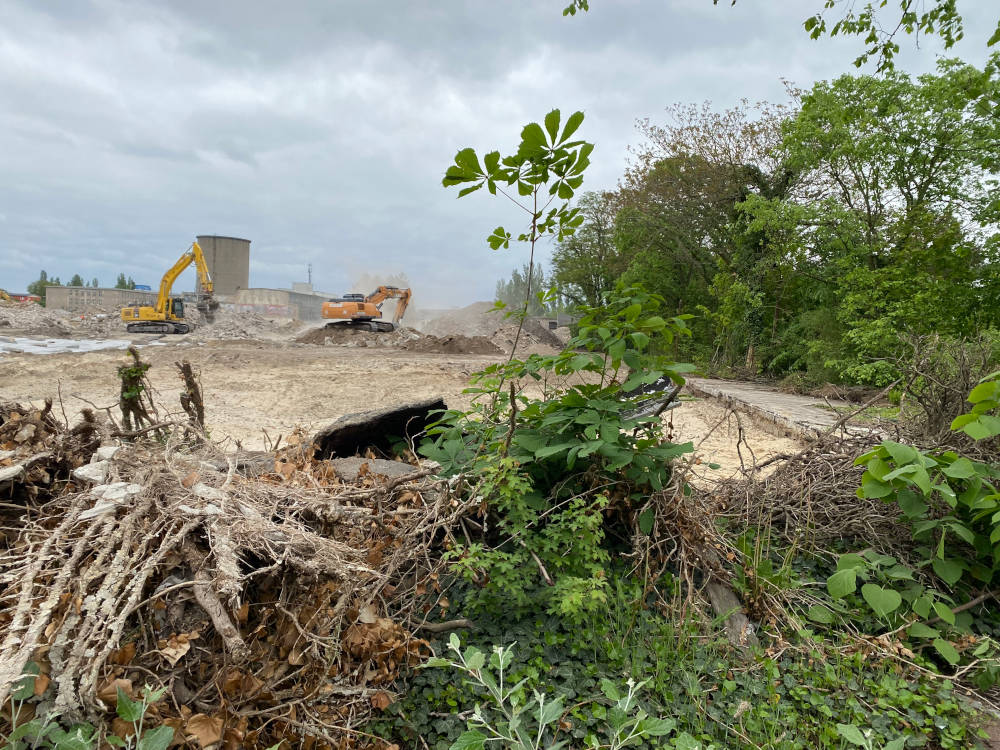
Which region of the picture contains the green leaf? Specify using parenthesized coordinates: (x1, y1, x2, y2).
(599, 677, 621, 701)
(884, 738, 907, 750)
(836, 723, 868, 746)
(907, 622, 939, 638)
(942, 457, 976, 479)
(896, 489, 927, 519)
(137, 727, 174, 750)
(931, 557, 964, 586)
(638, 508, 654, 535)
(861, 583, 902, 618)
(861, 473, 892, 498)
(450, 730, 487, 750)
(807, 605, 834, 624)
(465, 648, 485, 671)
(520, 122, 548, 154)
(116, 686, 142, 723)
(933, 600, 956, 625)
(827, 568, 857, 599)
(537, 696, 564, 726)
(544, 109, 561, 143)
(639, 717, 676, 737)
(933, 638, 960, 665)
(560, 111, 585, 143)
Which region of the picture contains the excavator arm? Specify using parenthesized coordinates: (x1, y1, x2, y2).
(366, 286, 411, 325)
(153, 241, 216, 318)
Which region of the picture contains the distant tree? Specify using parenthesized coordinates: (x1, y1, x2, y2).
(90, 278, 99, 288)
(495, 263, 553, 317)
(551, 191, 624, 307)
(127, 276, 136, 290)
(68, 274, 84, 287)
(114, 273, 128, 289)
(26, 270, 48, 298)
(27, 270, 62, 307)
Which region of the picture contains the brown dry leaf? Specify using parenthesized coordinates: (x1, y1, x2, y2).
(162, 718, 186, 748)
(370, 691, 393, 711)
(185, 714, 224, 749)
(235, 602, 250, 624)
(97, 677, 133, 708)
(158, 631, 199, 666)
(109, 642, 137, 666)
(181, 471, 200, 488)
(357, 605, 377, 624)
(32, 673, 50, 697)
(111, 718, 135, 742)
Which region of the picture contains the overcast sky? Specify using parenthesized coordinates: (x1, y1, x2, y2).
(1, 1, 996, 306)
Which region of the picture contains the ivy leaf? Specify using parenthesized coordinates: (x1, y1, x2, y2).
(933, 638, 960, 665)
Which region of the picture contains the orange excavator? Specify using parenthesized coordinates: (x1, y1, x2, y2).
(321, 286, 411, 332)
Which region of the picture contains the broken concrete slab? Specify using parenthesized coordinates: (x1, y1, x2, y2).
(312, 398, 446, 459)
(94, 445, 121, 462)
(73, 460, 109, 484)
(328, 457, 419, 482)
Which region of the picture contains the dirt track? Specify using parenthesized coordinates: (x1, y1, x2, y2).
(0, 338, 801, 472)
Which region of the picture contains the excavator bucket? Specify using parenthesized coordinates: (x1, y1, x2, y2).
(198, 296, 220, 323)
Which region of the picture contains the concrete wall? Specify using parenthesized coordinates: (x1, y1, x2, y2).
(229, 288, 327, 320)
(46, 286, 158, 313)
(196, 235, 250, 296)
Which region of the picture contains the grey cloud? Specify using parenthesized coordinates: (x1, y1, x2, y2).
(1, 0, 996, 301)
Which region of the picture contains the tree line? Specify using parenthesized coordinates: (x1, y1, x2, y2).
(26, 271, 139, 305)
(532, 56, 1000, 386)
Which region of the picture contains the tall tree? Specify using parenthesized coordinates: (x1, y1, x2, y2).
(68, 274, 84, 287)
(114, 273, 128, 289)
(550, 191, 623, 307)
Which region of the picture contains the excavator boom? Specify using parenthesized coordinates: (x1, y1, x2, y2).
(120, 240, 218, 334)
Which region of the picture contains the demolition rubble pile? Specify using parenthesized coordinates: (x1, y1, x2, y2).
(296, 325, 503, 355)
(0, 302, 74, 337)
(0, 394, 471, 749)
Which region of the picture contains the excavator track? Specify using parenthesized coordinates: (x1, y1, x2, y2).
(324, 320, 396, 333)
(126, 322, 190, 334)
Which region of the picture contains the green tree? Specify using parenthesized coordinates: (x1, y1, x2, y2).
(90, 277, 99, 288)
(114, 273, 128, 289)
(68, 274, 84, 287)
(750, 56, 1000, 383)
(27, 270, 62, 307)
(127, 276, 136, 290)
(550, 191, 624, 307)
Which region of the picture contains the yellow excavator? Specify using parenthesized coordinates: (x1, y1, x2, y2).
(120, 241, 219, 334)
(321, 286, 411, 332)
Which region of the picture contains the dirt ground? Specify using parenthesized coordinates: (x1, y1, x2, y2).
(0, 336, 802, 475)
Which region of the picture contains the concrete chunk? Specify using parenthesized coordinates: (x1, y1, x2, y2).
(312, 397, 446, 459)
(73, 461, 109, 484)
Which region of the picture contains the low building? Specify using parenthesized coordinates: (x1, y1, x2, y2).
(226, 288, 329, 320)
(45, 286, 158, 313)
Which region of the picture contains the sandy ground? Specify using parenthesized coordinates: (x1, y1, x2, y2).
(0, 337, 802, 474)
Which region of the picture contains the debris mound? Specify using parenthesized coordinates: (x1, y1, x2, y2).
(296, 325, 502, 354)
(416, 303, 564, 354)
(187, 309, 273, 340)
(0, 301, 73, 337)
(0, 415, 469, 748)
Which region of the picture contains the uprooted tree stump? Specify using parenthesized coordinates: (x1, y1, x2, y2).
(0, 429, 472, 749)
(117, 346, 157, 434)
(176, 360, 205, 433)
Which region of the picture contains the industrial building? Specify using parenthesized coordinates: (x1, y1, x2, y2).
(45, 286, 157, 313)
(196, 235, 250, 296)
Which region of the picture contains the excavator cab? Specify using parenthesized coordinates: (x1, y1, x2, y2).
(120, 240, 215, 334)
